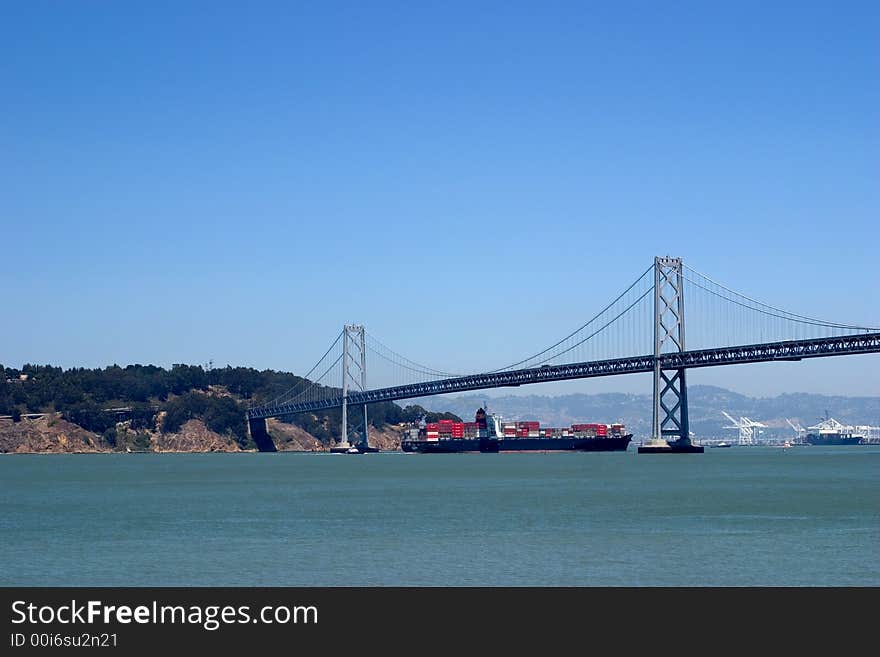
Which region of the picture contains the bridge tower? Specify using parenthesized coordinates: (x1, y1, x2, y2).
(639, 256, 703, 453)
(334, 324, 371, 452)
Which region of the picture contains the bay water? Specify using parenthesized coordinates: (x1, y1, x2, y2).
(2, 446, 877, 586)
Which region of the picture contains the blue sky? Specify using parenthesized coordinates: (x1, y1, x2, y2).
(1, 1, 878, 396)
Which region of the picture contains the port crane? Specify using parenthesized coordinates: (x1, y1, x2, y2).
(785, 418, 806, 444)
(721, 411, 767, 445)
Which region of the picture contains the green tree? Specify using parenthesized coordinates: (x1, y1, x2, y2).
(102, 426, 118, 447)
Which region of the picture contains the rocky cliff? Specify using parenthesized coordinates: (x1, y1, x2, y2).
(0, 412, 410, 454)
(0, 416, 106, 453)
(0, 415, 240, 453)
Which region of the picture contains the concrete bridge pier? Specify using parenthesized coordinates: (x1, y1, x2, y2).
(247, 417, 277, 452)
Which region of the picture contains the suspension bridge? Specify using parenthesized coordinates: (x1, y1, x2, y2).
(245, 257, 880, 453)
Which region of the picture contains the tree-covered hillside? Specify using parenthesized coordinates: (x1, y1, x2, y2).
(0, 363, 460, 449)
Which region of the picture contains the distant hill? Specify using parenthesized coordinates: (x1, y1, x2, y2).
(418, 386, 880, 441)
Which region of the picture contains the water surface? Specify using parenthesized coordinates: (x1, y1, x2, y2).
(1, 446, 877, 585)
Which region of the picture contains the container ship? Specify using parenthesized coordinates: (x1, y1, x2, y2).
(804, 416, 864, 446)
(401, 408, 632, 453)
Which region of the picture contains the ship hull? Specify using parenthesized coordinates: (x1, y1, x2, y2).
(804, 436, 862, 446)
(401, 435, 632, 453)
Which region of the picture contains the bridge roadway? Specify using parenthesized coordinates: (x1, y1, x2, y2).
(246, 332, 880, 420)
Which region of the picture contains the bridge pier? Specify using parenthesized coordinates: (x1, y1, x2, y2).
(331, 324, 375, 453)
(247, 417, 277, 452)
(639, 256, 703, 454)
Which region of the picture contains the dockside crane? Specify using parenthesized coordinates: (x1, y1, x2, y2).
(785, 418, 806, 444)
(721, 411, 767, 445)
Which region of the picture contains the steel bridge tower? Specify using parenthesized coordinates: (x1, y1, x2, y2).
(335, 324, 371, 452)
(639, 256, 703, 453)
